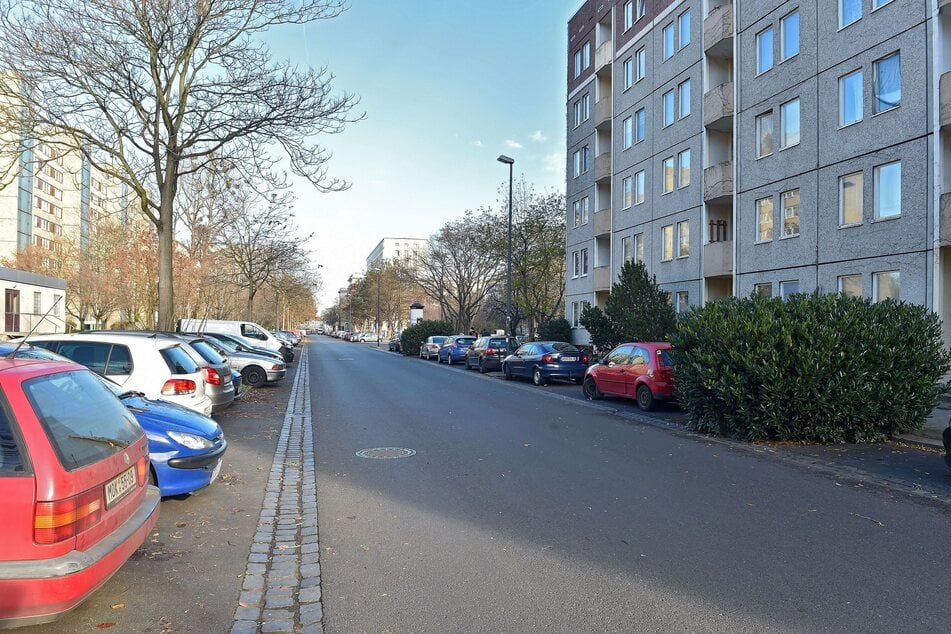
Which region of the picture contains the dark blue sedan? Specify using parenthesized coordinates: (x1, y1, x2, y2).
(438, 336, 477, 365)
(501, 341, 589, 386)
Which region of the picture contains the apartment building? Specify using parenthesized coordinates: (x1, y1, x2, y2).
(566, 0, 951, 346)
(365, 237, 429, 270)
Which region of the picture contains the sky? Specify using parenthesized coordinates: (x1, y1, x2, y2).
(263, 1, 579, 310)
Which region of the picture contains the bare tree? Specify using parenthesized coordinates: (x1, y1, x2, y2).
(0, 0, 360, 330)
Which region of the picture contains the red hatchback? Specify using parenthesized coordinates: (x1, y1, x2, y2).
(0, 358, 159, 627)
(582, 342, 675, 411)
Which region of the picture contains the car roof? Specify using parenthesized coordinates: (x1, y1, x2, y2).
(30, 331, 187, 348)
(0, 357, 81, 376)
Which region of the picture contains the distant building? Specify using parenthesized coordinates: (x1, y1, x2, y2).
(365, 237, 428, 270)
(0, 266, 67, 337)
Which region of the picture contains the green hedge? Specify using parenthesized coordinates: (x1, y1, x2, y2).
(670, 293, 951, 443)
(537, 318, 572, 343)
(400, 320, 454, 357)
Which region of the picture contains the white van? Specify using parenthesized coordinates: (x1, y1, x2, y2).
(177, 319, 292, 361)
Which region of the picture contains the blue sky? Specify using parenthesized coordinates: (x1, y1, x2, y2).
(265, 1, 578, 308)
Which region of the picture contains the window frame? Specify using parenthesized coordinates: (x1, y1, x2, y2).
(663, 23, 675, 60)
(663, 90, 675, 127)
(677, 149, 690, 188)
(635, 108, 646, 143)
(756, 196, 774, 243)
(781, 189, 801, 238)
(839, 0, 861, 30)
(756, 111, 774, 158)
(623, 0, 634, 31)
(780, 10, 800, 62)
(678, 10, 691, 50)
(635, 170, 646, 204)
(623, 57, 634, 90)
(872, 270, 900, 302)
(756, 26, 774, 76)
(779, 98, 800, 150)
(873, 160, 901, 220)
(676, 220, 690, 258)
(622, 175, 634, 209)
(661, 225, 674, 261)
(780, 280, 800, 300)
(678, 79, 691, 119)
(838, 69, 864, 128)
(873, 52, 901, 115)
(662, 156, 675, 194)
(839, 171, 864, 227)
(623, 116, 633, 149)
(837, 274, 863, 297)
(635, 48, 646, 82)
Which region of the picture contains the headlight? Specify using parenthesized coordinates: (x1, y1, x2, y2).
(168, 431, 214, 449)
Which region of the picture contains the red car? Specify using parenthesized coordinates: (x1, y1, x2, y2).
(0, 358, 160, 627)
(582, 342, 675, 411)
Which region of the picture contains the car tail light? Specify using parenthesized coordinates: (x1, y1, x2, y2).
(136, 457, 148, 485)
(581, 354, 589, 364)
(162, 379, 196, 395)
(35, 488, 103, 544)
(542, 354, 555, 363)
(202, 366, 222, 386)
(485, 347, 496, 355)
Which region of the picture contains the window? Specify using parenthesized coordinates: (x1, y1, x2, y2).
(839, 70, 863, 126)
(781, 11, 800, 61)
(756, 27, 774, 75)
(756, 112, 773, 158)
(663, 90, 675, 126)
(633, 233, 645, 263)
(635, 108, 646, 143)
(678, 11, 691, 49)
(52, 294, 62, 317)
(573, 100, 583, 128)
(754, 283, 773, 297)
(874, 52, 901, 113)
(583, 42, 591, 69)
(572, 199, 580, 227)
(572, 198, 590, 226)
(839, 171, 863, 225)
(581, 197, 589, 224)
(780, 280, 800, 299)
(663, 24, 675, 60)
(662, 225, 674, 260)
(678, 79, 691, 119)
(838, 275, 862, 297)
(874, 161, 901, 219)
(757, 197, 774, 242)
(636, 0, 645, 20)
(622, 236, 633, 262)
(873, 0, 895, 8)
(574, 50, 582, 78)
(623, 57, 634, 89)
(582, 145, 590, 172)
(33, 291, 41, 315)
(571, 301, 591, 327)
(839, 0, 861, 28)
(678, 149, 690, 188)
(781, 189, 800, 237)
(622, 176, 633, 208)
(873, 271, 899, 301)
(582, 94, 590, 121)
(573, 150, 581, 177)
(580, 249, 589, 276)
(636, 48, 646, 82)
(676, 291, 689, 314)
(635, 170, 645, 204)
(677, 220, 690, 257)
(573, 250, 584, 277)
(624, 0, 633, 30)
(662, 157, 675, 193)
(623, 116, 633, 149)
(780, 98, 800, 148)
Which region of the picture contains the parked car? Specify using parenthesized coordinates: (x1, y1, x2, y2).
(419, 336, 448, 360)
(0, 357, 159, 627)
(388, 332, 402, 352)
(465, 336, 519, 373)
(438, 336, 476, 365)
(30, 332, 216, 416)
(178, 318, 292, 361)
(201, 333, 286, 366)
(582, 342, 674, 411)
(358, 332, 380, 343)
(198, 335, 286, 388)
(501, 341, 589, 386)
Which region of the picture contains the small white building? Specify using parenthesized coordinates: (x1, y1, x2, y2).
(1, 266, 67, 337)
(365, 237, 428, 270)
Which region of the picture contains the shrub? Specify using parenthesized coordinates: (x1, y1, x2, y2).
(537, 318, 572, 343)
(400, 320, 454, 356)
(670, 293, 951, 443)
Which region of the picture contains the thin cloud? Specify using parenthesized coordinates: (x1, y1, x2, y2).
(471, 140, 484, 147)
(530, 130, 547, 142)
(543, 152, 564, 174)
(504, 139, 523, 149)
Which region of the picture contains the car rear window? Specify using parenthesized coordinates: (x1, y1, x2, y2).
(456, 338, 476, 346)
(57, 342, 110, 374)
(0, 395, 25, 474)
(189, 341, 225, 365)
(23, 370, 143, 471)
(488, 338, 515, 350)
(550, 343, 579, 353)
(160, 345, 201, 374)
(659, 349, 673, 367)
(431, 337, 447, 344)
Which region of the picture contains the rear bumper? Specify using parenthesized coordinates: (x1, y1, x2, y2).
(540, 364, 587, 380)
(208, 384, 235, 413)
(0, 486, 160, 628)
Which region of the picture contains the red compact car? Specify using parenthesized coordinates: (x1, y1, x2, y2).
(582, 342, 675, 411)
(0, 358, 159, 627)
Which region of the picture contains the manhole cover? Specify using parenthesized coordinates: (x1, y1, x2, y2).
(356, 447, 416, 459)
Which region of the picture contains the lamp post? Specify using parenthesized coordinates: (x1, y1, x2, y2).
(497, 154, 515, 337)
(375, 267, 381, 348)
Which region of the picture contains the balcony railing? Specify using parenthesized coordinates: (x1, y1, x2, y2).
(703, 240, 733, 278)
(594, 208, 611, 237)
(703, 82, 734, 130)
(595, 153, 611, 184)
(941, 193, 951, 246)
(594, 98, 612, 131)
(703, 2, 733, 58)
(595, 41, 613, 72)
(593, 266, 611, 292)
(703, 161, 733, 203)
(941, 72, 951, 130)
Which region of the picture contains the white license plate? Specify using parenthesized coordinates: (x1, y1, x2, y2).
(105, 467, 137, 509)
(561, 356, 578, 362)
(210, 459, 222, 483)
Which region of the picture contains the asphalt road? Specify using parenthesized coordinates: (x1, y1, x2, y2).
(313, 337, 951, 633)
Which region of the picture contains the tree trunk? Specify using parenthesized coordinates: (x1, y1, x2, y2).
(157, 215, 175, 331)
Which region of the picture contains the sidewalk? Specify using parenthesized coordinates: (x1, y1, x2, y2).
(899, 394, 951, 448)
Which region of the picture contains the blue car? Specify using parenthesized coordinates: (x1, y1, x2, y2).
(501, 341, 590, 386)
(0, 342, 227, 496)
(437, 336, 476, 365)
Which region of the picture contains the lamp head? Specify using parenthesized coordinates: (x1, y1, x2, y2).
(497, 155, 515, 165)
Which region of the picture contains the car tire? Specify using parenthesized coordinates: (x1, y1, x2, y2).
(532, 367, 547, 386)
(479, 359, 487, 374)
(583, 377, 603, 400)
(636, 384, 655, 411)
(503, 364, 512, 380)
(243, 365, 266, 388)
(446, 355, 452, 366)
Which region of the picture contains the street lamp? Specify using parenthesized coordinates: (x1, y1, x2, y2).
(497, 154, 514, 337)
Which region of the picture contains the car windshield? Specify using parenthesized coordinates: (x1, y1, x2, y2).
(23, 369, 143, 470)
(659, 349, 673, 367)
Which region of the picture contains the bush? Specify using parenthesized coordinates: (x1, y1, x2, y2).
(537, 318, 572, 343)
(670, 293, 951, 443)
(400, 320, 454, 356)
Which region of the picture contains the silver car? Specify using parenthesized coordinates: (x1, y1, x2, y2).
(199, 335, 287, 388)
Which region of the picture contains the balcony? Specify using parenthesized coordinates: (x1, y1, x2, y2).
(941, 73, 951, 130)
(594, 208, 611, 237)
(703, 161, 733, 203)
(595, 153, 611, 184)
(595, 41, 613, 73)
(703, 240, 733, 278)
(941, 0, 951, 12)
(595, 98, 612, 131)
(703, 82, 734, 131)
(593, 266, 612, 292)
(703, 2, 733, 59)
(941, 193, 951, 246)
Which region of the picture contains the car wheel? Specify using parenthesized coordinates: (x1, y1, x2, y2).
(583, 377, 602, 400)
(503, 363, 512, 380)
(243, 365, 266, 388)
(446, 355, 452, 366)
(532, 367, 547, 386)
(479, 359, 487, 374)
(636, 384, 655, 411)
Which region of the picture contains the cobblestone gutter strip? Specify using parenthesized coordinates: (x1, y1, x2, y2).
(232, 348, 322, 634)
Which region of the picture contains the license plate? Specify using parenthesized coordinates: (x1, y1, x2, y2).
(105, 467, 137, 509)
(210, 459, 222, 483)
(561, 356, 578, 362)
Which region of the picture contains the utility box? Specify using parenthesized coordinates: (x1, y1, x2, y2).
(409, 302, 424, 325)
